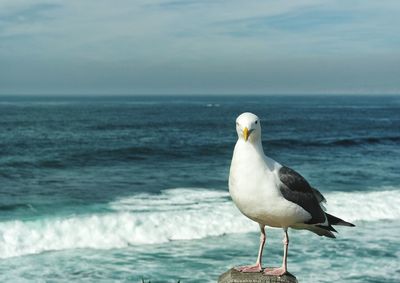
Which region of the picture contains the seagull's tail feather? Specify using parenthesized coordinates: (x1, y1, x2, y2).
(317, 224, 337, 233)
(292, 213, 354, 238)
(305, 225, 336, 238)
(326, 213, 355, 227)
(303, 213, 354, 238)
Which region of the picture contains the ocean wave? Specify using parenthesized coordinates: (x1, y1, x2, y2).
(267, 136, 400, 148)
(322, 189, 400, 222)
(2, 134, 398, 170)
(0, 188, 399, 258)
(65, 145, 229, 164)
(1, 145, 232, 169)
(0, 203, 34, 212)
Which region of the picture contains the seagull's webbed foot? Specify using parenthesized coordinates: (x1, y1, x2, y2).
(235, 263, 262, 273)
(263, 267, 287, 276)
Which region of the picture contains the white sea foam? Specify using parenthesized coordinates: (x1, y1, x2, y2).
(324, 189, 400, 222)
(0, 188, 399, 258)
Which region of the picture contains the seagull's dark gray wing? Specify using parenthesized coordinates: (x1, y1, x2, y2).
(278, 166, 326, 224)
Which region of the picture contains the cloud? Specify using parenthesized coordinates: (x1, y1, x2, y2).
(0, 0, 399, 94)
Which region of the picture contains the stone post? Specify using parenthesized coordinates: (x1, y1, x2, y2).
(218, 268, 298, 283)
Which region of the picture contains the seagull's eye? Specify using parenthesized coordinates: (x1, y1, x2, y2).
(255, 120, 258, 124)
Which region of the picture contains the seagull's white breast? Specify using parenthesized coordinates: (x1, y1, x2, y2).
(229, 141, 311, 228)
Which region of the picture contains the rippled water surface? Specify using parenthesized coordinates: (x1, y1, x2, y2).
(0, 95, 399, 282)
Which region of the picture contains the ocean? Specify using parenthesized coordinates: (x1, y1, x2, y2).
(0, 95, 399, 282)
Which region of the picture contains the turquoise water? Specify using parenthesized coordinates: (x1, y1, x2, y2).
(0, 95, 399, 282)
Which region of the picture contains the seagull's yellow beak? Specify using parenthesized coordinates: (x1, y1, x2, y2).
(243, 127, 249, 141)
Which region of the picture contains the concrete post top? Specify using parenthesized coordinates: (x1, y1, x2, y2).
(218, 268, 298, 283)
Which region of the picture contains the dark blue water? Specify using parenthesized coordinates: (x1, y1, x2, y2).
(0, 95, 399, 282)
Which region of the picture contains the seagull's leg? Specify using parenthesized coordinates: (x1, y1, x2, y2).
(264, 228, 288, 276)
(235, 225, 265, 272)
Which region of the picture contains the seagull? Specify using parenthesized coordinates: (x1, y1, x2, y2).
(229, 112, 354, 276)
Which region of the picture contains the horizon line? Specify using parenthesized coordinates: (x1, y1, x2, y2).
(1, 93, 400, 97)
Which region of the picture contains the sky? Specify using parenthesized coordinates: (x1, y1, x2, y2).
(0, 0, 399, 95)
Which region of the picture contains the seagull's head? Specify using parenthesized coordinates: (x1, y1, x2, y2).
(235, 112, 261, 143)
